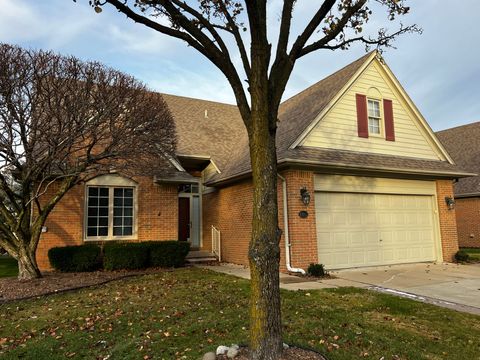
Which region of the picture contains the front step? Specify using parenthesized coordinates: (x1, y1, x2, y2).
(186, 251, 218, 264)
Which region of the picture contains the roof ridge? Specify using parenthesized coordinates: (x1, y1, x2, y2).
(436, 121, 480, 133)
(160, 92, 237, 107)
(280, 51, 374, 106)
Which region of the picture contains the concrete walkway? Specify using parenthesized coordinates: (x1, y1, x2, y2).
(200, 263, 365, 291)
(199, 262, 480, 315)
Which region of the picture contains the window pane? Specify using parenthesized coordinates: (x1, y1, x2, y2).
(87, 227, 97, 237)
(89, 197, 98, 207)
(86, 187, 109, 238)
(368, 117, 380, 134)
(112, 187, 134, 238)
(368, 99, 380, 118)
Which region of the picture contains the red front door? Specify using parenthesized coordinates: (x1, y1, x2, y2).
(178, 197, 190, 241)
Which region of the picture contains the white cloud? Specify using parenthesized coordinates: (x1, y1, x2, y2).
(0, 0, 95, 48)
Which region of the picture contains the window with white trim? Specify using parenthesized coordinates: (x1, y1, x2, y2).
(86, 185, 135, 239)
(367, 99, 381, 135)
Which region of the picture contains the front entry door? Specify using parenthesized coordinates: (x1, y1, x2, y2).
(190, 195, 200, 248)
(178, 192, 201, 249)
(178, 197, 190, 242)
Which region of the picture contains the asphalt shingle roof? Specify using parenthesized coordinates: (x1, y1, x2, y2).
(161, 53, 472, 186)
(436, 122, 480, 196)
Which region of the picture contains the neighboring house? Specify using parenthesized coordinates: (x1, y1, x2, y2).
(437, 123, 480, 248)
(37, 51, 473, 272)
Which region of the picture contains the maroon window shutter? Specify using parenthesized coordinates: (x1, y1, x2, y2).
(383, 99, 395, 141)
(356, 94, 368, 138)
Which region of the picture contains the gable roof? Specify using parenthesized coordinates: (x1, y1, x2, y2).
(436, 122, 480, 196)
(161, 93, 246, 172)
(277, 52, 373, 153)
(161, 53, 473, 186)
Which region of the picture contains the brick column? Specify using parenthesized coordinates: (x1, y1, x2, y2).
(435, 180, 459, 261)
(283, 170, 318, 270)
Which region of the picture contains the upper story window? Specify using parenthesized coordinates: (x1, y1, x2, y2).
(85, 175, 137, 240)
(367, 99, 381, 135)
(356, 93, 395, 141)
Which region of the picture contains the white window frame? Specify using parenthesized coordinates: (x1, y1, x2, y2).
(367, 98, 383, 137)
(84, 175, 138, 241)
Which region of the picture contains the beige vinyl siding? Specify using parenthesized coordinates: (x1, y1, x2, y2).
(302, 61, 444, 161)
(202, 162, 219, 193)
(314, 175, 437, 196)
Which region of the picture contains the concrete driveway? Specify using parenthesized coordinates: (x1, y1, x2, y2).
(200, 262, 480, 315)
(331, 262, 480, 315)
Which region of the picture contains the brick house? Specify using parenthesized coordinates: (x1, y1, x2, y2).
(437, 123, 480, 248)
(37, 51, 473, 272)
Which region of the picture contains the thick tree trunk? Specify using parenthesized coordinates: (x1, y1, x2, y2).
(248, 105, 283, 360)
(16, 244, 42, 280)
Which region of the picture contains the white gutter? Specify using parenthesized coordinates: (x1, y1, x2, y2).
(277, 174, 306, 275)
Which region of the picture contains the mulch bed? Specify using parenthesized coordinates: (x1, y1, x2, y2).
(217, 347, 327, 359)
(0, 268, 167, 303)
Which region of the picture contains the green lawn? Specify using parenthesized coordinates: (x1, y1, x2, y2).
(0, 256, 18, 278)
(0, 268, 479, 360)
(462, 247, 480, 261)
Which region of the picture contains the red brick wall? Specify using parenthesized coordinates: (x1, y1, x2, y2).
(455, 197, 480, 248)
(201, 172, 318, 272)
(284, 170, 318, 269)
(36, 176, 178, 270)
(435, 180, 460, 261)
(201, 179, 254, 267)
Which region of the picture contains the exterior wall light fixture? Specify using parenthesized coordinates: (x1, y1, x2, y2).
(445, 196, 455, 210)
(300, 187, 311, 206)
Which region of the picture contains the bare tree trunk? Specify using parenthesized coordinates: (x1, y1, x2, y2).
(16, 243, 41, 280)
(248, 104, 283, 360)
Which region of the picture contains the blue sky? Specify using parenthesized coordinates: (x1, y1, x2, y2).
(0, 0, 478, 131)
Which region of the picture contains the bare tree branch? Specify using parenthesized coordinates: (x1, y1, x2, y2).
(0, 43, 176, 278)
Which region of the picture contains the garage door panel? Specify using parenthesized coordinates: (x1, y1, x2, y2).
(316, 192, 437, 269)
(349, 232, 364, 246)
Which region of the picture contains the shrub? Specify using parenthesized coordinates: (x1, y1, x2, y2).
(454, 250, 470, 262)
(307, 263, 327, 277)
(149, 241, 190, 268)
(103, 243, 149, 270)
(48, 244, 101, 272)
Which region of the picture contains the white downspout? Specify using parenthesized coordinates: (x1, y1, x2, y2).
(278, 174, 306, 275)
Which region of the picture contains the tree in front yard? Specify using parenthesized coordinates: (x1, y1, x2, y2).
(0, 44, 176, 280)
(80, 1, 419, 359)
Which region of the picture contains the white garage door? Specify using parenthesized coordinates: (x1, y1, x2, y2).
(315, 189, 438, 270)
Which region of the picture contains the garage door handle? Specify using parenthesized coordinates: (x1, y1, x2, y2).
(379, 239, 383, 242)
